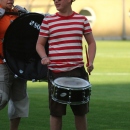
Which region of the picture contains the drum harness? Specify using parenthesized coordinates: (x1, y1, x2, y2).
(5, 10, 27, 16)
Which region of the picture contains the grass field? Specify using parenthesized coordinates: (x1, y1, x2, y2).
(0, 40, 130, 130)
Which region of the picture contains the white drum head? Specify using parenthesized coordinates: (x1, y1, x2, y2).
(54, 77, 90, 88)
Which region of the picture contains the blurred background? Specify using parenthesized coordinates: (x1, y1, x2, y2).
(15, 0, 130, 40)
(1, 1, 130, 129)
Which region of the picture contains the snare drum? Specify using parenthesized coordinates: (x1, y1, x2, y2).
(3, 13, 48, 81)
(51, 77, 91, 105)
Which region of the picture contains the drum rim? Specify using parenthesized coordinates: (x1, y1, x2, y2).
(52, 96, 90, 105)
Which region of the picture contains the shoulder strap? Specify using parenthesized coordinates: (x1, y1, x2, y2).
(5, 11, 19, 15)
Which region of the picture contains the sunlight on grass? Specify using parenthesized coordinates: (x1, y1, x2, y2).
(1, 41, 130, 130)
(27, 81, 48, 88)
(83, 40, 130, 85)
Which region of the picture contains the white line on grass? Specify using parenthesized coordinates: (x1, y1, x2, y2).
(92, 72, 130, 76)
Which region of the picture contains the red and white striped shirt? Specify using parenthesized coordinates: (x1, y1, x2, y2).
(39, 12, 92, 72)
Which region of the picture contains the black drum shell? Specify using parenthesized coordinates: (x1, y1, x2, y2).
(51, 77, 91, 105)
(3, 13, 48, 81)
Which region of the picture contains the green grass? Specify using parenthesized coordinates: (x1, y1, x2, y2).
(0, 40, 130, 130)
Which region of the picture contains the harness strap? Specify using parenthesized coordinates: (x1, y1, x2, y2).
(5, 11, 19, 15)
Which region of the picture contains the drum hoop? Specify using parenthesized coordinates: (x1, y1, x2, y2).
(53, 82, 90, 90)
(52, 96, 90, 105)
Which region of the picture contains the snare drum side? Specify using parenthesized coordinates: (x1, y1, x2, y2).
(51, 77, 91, 105)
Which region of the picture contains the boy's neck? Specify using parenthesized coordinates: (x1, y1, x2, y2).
(58, 8, 73, 16)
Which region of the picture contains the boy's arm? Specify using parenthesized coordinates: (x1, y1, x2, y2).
(84, 32, 96, 73)
(36, 36, 50, 65)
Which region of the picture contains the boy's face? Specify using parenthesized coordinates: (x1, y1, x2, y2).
(53, 0, 71, 12)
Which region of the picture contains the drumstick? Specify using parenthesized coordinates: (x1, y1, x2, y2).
(85, 45, 91, 75)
